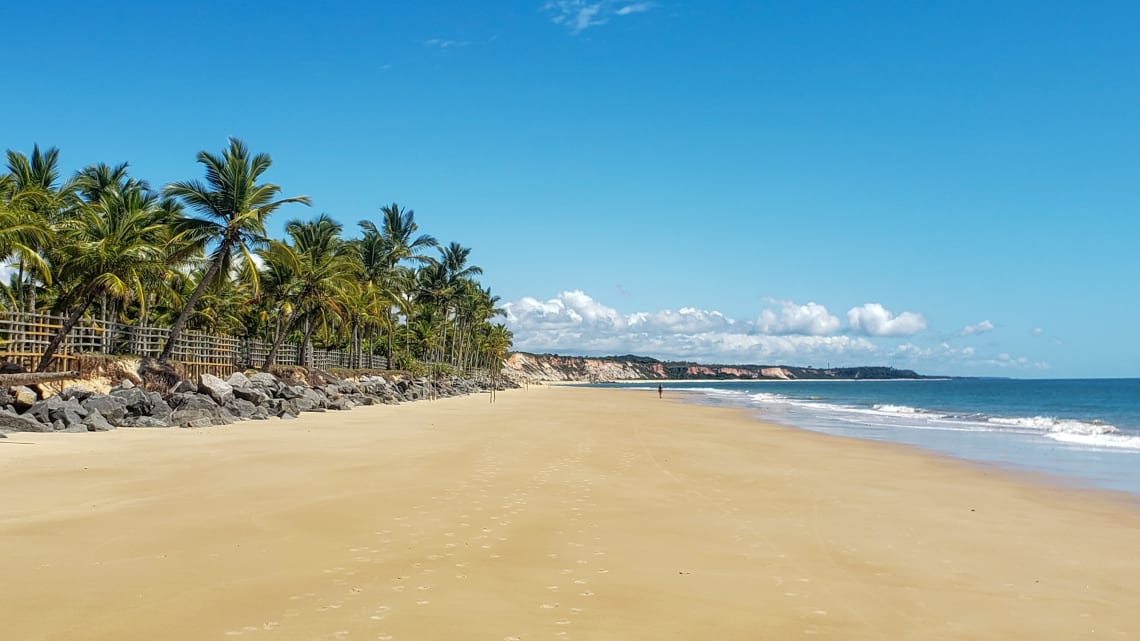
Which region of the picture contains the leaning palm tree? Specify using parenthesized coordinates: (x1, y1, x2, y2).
(35, 187, 171, 371)
(258, 214, 358, 370)
(159, 138, 310, 362)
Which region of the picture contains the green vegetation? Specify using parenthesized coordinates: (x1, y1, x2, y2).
(0, 138, 512, 374)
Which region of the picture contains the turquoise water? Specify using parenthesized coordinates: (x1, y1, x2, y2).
(601, 379, 1140, 495)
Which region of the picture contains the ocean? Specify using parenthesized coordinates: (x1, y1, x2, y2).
(598, 378, 1140, 496)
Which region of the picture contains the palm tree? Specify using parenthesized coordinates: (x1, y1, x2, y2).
(363, 202, 438, 269)
(159, 138, 310, 362)
(2, 145, 73, 313)
(35, 186, 171, 371)
(258, 214, 358, 370)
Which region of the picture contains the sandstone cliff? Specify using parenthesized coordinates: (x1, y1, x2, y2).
(504, 352, 925, 383)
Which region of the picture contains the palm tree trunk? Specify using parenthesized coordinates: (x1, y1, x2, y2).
(159, 243, 228, 362)
(261, 309, 302, 371)
(36, 292, 96, 372)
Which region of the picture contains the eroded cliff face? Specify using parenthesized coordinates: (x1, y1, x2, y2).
(503, 353, 924, 383)
(504, 353, 663, 382)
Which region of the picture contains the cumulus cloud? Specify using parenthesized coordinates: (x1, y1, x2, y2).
(959, 320, 994, 336)
(847, 303, 927, 337)
(544, 0, 656, 33)
(504, 290, 875, 364)
(504, 290, 624, 330)
(756, 300, 840, 336)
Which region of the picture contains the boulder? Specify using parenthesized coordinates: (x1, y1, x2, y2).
(232, 386, 270, 405)
(0, 407, 50, 432)
(248, 372, 282, 393)
(81, 395, 129, 426)
(198, 374, 234, 405)
(170, 380, 197, 395)
(111, 387, 153, 416)
(169, 393, 226, 427)
(60, 385, 93, 403)
(147, 392, 174, 422)
(277, 384, 305, 401)
(12, 386, 38, 412)
(250, 405, 270, 420)
(226, 371, 252, 389)
(121, 416, 172, 428)
(224, 398, 258, 420)
(82, 409, 115, 432)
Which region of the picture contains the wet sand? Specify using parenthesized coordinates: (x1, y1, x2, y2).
(2, 385, 1138, 640)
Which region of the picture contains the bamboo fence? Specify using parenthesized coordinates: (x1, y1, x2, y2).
(0, 311, 385, 378)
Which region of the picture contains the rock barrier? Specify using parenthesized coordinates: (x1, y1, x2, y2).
(0, 371, 501, 433)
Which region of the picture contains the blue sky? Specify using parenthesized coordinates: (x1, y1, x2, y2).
(3, 1, 1138, 377)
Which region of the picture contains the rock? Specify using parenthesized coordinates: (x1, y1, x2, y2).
(81, 395, 129, 426)
(299, 388, 326, 411)
(0, 361, 25, 374)
(226, 371, 252, 389)
(248, 372, 282, 393)
(224, 398, 258, 420)
(330, 398, 355, 411)
(147, 392, 174, 422)
(251, 405, 270, 420)
(118, 378, 135, 389)
(0, 407, 50, 432)
(121, 416, 172, 428)
(185, 417, 214, 428)
(83, 409, 115, 432)
(232, 386, 270, 405)
(169, 393, 226, 427)
(198, 374, 234, 405)
(170, 380, 197, 395)
(60, 386, 93, 403)
(111, 387, 153, 416)
(277, 384, 304, 401)
(12, 386, 38, 412)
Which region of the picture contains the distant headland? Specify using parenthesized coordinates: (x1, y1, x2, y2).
(504, 352, 932, 383)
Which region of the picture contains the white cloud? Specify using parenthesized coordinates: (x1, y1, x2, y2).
(616, 2, 654, 15)
(959, 319, 994, 336)
(544, 0, 656, 33)
(423, 38, 471, 48)
(505, 290, 876, 364)
(756, 300, 840, 336)
(847, 303, 927, 337)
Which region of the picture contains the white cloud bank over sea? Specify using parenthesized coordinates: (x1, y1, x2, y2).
(503, 290, 1045, 374)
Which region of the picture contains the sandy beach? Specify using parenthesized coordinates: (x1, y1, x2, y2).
(2, 386, 1138, 641)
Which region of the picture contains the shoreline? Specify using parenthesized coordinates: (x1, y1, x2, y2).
(3, 386, 1138, 639)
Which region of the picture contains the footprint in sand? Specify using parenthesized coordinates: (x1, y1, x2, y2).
(579, 590, 594, 597)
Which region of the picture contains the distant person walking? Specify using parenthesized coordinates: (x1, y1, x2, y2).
(658, 384, 663, 399)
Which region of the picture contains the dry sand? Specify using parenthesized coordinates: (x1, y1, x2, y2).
(2, 386, 1138, 641)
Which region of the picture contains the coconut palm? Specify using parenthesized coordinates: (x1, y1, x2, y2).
(258, 214, 359, 370)
(159, 138, 310, 362)
(35, 186, 171, 371)
(363, 202, 438, 269)
(1, 145, 73, 310)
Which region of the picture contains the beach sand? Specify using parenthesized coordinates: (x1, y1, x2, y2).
(2, 386, 1138, 640)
